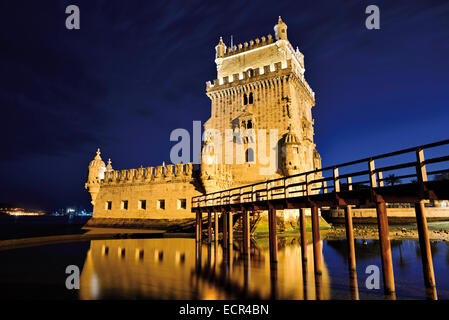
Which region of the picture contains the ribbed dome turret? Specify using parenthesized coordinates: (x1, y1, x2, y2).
(282, 127, 300, 144)
(89, 148, 106, 169)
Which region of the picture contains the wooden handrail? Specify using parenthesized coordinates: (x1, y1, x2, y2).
(192, 138, 449, 208)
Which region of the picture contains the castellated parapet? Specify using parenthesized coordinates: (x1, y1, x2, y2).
(101, 163, 197, 186)
(206, 59, 314, 101)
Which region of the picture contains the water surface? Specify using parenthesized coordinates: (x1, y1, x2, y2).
(1, 237, 449, 299)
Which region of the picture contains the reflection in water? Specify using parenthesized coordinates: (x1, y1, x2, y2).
(2, 236, 449, 299)
(76, 237, 449, 300)
(79, 237, 331, 299)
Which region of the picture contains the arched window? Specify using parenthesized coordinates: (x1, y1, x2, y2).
(241, 120, 246, 129)
(243, 93, 248, 105)
(246, 148, 255, 163)
(249, 92, 253, 104)
(247, 120, 253, 129)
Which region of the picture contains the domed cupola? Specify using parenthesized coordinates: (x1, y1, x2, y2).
(283, 128, 300, 145)
(281, 126, 301, 176)
(87, 148, 106, 183)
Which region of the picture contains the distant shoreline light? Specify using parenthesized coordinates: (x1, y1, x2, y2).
(0, 208, 46, 216)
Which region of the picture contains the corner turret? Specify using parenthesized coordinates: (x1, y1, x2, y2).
(215, 37, 226, 58)
(281, 126, 301, 176)
(274, 16, 288, 41)
(85, 148, 106, 205)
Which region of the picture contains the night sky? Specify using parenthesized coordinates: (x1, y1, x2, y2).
(0, 0, 448, 211)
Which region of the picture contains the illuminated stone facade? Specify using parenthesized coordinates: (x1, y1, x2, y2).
(85, 17, 322, 221)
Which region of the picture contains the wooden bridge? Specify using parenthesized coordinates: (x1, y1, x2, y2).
(192, 139, 449, 299)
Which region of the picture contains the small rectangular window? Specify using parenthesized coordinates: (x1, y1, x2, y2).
(178, 199, 187, 210)
(105, 201, 112, 210)
(157, 200, 165, 210)
(139, 200, 146, 210)
(121, 200, 128, 210)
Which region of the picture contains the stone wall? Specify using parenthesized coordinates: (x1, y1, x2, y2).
(92, 163, 203, 220)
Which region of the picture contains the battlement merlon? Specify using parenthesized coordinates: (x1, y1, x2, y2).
(98, 163, 199, 186)
(205, 59, 315, 101)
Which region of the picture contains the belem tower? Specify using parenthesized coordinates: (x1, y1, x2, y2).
(85, 17, 322, 227)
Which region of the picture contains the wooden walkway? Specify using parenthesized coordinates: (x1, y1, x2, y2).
(192, 139, 449, 299)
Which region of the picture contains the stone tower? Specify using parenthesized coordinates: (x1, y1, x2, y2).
(201, 17, 322, 193)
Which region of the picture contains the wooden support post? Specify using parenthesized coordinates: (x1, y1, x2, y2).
(375, 201, 395, 296)
(242, 207, 250, 255)
(311, 205, 322, 275)
(207, 210, 212, 243)
(222, 209, 227, 249)
(414, 148, 436, 298)
(344, 206, 356, 272)
(268, 205, 278, 263)
(349, 270, 359, 300)
(415, 200, 437, 297)
(196, 211, 202, 242)
(214, 211, 219, 242)
(228, 211, 233, 246)
(195, 211, 199, 242)
(299, 208, 307, 263)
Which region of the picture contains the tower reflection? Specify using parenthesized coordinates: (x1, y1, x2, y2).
(79, 237, 331, 300)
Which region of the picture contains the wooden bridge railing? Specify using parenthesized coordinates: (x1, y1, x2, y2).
(192, 139, 449, 208)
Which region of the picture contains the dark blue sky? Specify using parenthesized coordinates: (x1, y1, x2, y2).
(0, 0, 448, 210)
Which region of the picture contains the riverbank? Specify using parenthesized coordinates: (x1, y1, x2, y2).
(326, 223, 449, 241)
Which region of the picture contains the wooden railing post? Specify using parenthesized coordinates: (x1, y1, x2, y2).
(266, 182, 271, 200)
(306, 174, 311, 196)
(416, 147, 428, 183)
(333, 167, 340, 192)
(284, 178, 288, 199)
(369, 158, 377, 188)
(252, 185, 256, 202)
(378, 171, 384, 187)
